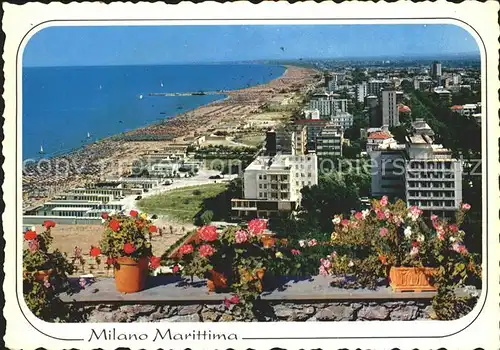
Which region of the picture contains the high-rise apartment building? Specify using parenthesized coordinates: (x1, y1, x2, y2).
(315, 125, 343, 158)
(356, 82, 368, 103)
(292, 125, 308, 156)
(309, 95, 348, 118)
(367, 79, 392, 97)
(431, 61, 442, 79)
(382, 90, 400, 127)
(231, 154, 318, 218)
(295, 119, 330, 151)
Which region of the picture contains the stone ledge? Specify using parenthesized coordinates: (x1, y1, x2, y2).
(61, 276, 479, 304)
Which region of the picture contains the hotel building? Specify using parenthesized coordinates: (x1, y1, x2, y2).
(231, 154, 318, 218)
(315, 125, 343, 158)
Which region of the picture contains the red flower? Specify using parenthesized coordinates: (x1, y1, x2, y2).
(101, 212, 109, 220)
(43, 220, 56, 229)
(123, 242, 136, 254)
(197, 225, 218, 241)
(178, 244, 194, 255)
(354, 212, 363, 220)
(448, 224, 458, 233)
(378, 255, 387, 265)
(109, 219, 120, 232)
(172, 264, 180, 273)
(229, 295, 240, 304)
(150, 256, 161, 269)
(248, 219, 267, 236)
(105, 257, 116, 266)
(130, 210, 139, 217)
(198, 244, 216, 258)
(89, 247, 101, 257)
(149, 225, 157, 233)
(341, 219, 350, 226)
(412, 241, 419, 247)
(24, 230, 37, 241)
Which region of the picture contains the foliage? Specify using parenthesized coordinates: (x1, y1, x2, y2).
(99, 211, 154, 262)
(23, 223, 76, 322)
(199, 210, 214, 225)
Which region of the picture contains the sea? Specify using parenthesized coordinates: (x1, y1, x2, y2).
(22, 64, 286, 160)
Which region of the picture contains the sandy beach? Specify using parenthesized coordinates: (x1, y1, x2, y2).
(22, 65, 319, 210)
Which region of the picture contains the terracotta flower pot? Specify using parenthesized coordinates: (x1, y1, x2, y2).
(261, 235, 276, 248)
(389, 266, 439, 292)
(24, 269, 54, 282)
(114, 257, 149, 293)
(207, 270, 227, 292)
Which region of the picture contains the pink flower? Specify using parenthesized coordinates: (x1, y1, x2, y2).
(198, 244, 216, 258)
(461, 203, 471, 211)
(448, 224, 458, 233)
(410, 246, 419, 257)
(431, 214, 438, 222)
(28, 239, 39, 253)
(452, 242, 468, 255)
(197, 225, 218, 242)
(298, 240, 306, 247)
(234, 230, 248, 244)
(307, 239, 317, 247)
(178, 244, 194, 255)
(379, 227, 389, 237)
(229, 295, 240, 304)
(380, 196, 388, 207)
(354, 212, 363, 220)
(330, 251, 337, 258)
(376, 210, 385, 221)
(319, 265, 328, 276)
(320, 258, 331, 269)
(248, 219, 267, 236)
(341, 219, 350, 226)
(43, 280, 51, 288)
(172, 264, 180, 274)
(291, 249, 301, 255)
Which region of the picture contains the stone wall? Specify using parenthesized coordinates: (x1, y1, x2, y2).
(81, 300, 432, 323)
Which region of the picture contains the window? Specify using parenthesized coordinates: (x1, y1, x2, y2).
(307, 173, 312, 178)
(259, 184, 262, 189)
(258, 175, 262, 180)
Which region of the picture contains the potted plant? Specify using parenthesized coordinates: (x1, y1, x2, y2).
(322, 196, 477, 292)
(22, 221, 76, 321)
(99, 210, 157, 293)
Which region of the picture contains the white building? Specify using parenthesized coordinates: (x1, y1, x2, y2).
(382, 90, 400, 127)
(309, 95, 348, 118)
(231, 154, 318, 218)
(405, 120, 462, 217)
(331, 112, 353, 130)
(367, 79, 392, 97)
(315, 125, 343, 158)
(356, 82, 368, 103)
(303, 108, 320, 120)
(366, 130, 394, 152)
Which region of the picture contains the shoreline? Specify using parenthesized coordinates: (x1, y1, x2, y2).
(22, 65, 320, 209)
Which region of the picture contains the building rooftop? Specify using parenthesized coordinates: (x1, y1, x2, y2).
(51, 207, 93, 212)
(368, 131, 393, 140)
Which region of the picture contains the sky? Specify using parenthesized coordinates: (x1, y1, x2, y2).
(23, 24, 480, 67)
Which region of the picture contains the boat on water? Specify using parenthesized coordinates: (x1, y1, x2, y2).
(87, 132, 91, 139)
(39, 145, 44, 154)
(160, 82, 164, 87)
(139, 94, 143, 99)
(192, 91, 206, 96)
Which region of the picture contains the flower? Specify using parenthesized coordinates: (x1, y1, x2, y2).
(198, 244, 216, 258)
(376, 210, 385, 221)
(319, 265, 328, 276)
(348, 260, 354, 267)
(149, 225, 158, 233)
(298, 240, 306, 247)
(330, 251, 337, 259)
(172, 264, 180, 273)
(407, 206, 423, 221)
(332, 216, 341, 225)
(43, 220, 56, 229)
(448, 224, 458, 233)
(379, 227, 389, 237)
(275, 251, 284, 259)
(178, 244, 194, 255)
(198, 225, 218, 242)
(378, 255, 387, 265)
(123, 242, 136, 254)
(105, 257, 116, 266)
(130, 210, 139, 217)
(101, 212, 109, 220)
(380, 196, 388, 207)
(235, 230, 248, 244)
(411, 241, 419, 247)
(89, 247, 101, 257)
(229, 295, 240, 304)
(79, 278, 86, 288)
(28, 239, 39, 253)
(461, 203, 471, 211)
(354, 211, 363, 220)
(320, 258, 331, 269)
(43, 280, 51, 288)
(361, 209, 370, 219)
(410, 246, 419, 257)
(449, 236, 457, 243)
(417, 234, 425, 242)
(109, 219, 121, 232)
(431, 214, 438, 222)
(404, 226, 412, 239)
(307, 239, 318, 247)
(452, 242, 468, 255)
(140, 213, 148, 220)
(341, 219, 350, 226)
(150, 256, 161, 269)
(24, 230, 37, 241)
(248, 218, 267, 236)
(291, 249, 301, 255)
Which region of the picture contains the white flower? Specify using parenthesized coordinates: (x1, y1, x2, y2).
(348, 260, 354, 267)
(404, 226, 412, 239)
(449, 236, 457, 243)
(417, 234, 425, 243)
(332, 217, 341, 225)
(298, 240, 305, 247)
(361, 209, 370, 219)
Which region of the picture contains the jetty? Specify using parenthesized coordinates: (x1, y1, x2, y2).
(149, 90, 228, 97)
